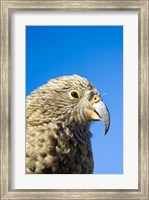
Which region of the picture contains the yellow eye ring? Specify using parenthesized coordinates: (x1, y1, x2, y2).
(69, 90, 81, 99)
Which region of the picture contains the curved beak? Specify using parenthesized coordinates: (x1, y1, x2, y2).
(92, 101, 110, 135)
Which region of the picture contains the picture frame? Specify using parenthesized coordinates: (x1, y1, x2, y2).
(0, 0, 148, 199)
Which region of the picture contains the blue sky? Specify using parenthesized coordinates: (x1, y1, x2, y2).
(26, 26, 123, 174)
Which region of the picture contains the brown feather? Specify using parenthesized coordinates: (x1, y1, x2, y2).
(26, 75, 97, 174)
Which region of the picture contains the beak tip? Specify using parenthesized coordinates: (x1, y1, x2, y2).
(104, 120, 110, 135)
(104, 129, 108, 135)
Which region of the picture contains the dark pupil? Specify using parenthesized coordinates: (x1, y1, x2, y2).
(71, 91, 79, 98)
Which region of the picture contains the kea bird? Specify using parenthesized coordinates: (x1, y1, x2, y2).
(26, 75, 110, 174)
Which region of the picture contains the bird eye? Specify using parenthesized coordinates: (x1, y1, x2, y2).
(71, 91, 79, 98)
(69, 90, 80, 99)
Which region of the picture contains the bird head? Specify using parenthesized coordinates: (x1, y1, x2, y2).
(27, 75, 110, 135)
(27, 75, 110, 134)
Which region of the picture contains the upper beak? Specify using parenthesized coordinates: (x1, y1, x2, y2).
(92, 101, 110, 135)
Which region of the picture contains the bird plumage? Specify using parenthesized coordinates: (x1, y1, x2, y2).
(26, 75, 110, 174)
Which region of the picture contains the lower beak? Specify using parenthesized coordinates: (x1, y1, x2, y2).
(92, 101, 110, 135)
